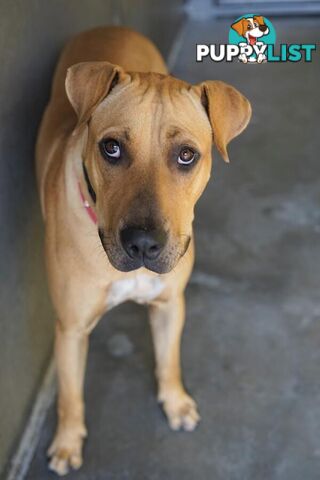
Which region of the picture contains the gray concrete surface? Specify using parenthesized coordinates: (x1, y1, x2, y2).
(0, 1, 183, 476)
(25, 17, 320, 480)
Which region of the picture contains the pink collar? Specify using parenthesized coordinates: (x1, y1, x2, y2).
(78, 182, 97, 224)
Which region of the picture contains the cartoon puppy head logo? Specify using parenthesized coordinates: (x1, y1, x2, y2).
(231, 15, 269, 45)
(229, 14, 276, 64)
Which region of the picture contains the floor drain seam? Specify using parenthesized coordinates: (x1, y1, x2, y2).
(6, 357, 56, 480)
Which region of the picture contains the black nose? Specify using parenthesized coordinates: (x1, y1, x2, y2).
(120, 227, 166, 262)
(259, 24, 267, 32)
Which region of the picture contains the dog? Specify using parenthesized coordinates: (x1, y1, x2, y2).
(231, 15, 270, 63)
(36, 26, 251, 475)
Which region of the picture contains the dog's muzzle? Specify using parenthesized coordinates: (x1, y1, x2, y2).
(98, 225, 176, 273)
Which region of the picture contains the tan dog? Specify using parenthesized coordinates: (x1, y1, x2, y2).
(36, 26, 251, 476)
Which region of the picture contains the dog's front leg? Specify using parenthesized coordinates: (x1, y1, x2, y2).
(48, 322, 89, 476)
(149, 293, 200, 431)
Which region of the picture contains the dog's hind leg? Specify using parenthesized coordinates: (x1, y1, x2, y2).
(149, 293, 200, 432)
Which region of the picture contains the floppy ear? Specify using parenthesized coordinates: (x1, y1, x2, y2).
(199, 80, 251, 163)
(253, 15, 264, 25)
(231, 18, 246, 37)
(65, 61, 126, 125)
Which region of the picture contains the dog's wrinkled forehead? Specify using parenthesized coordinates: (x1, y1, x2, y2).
(91, 72, 211, 141)
(66, 63, 251, 164)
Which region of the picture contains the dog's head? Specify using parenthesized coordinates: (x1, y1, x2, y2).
(66, 62, 251, 273)
(231, 15, 269, 45)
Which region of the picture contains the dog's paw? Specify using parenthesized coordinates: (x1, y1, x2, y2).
(239, 54, 248, 64)
(161, 392, 200, 432)
(47, 426, 86, 476)
(257, 53, 267, 63)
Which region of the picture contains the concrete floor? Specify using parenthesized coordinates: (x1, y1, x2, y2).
(26, 18, 320, 480)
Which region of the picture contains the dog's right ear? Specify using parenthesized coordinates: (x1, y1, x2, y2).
(65, 61, 126, 125)
(231, 18, 246, 37)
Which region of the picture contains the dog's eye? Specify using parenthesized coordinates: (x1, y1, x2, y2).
(247, 24, 252, 30)
(99, 139, 121, 162)
(178, 147, 196, 166)
(253, 22, 258, 27)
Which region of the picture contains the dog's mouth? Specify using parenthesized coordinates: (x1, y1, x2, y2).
(248, 34, 257, 46)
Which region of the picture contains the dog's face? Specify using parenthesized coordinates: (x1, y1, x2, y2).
(231, 16, 269, 45)
(66, 63, 251, 273)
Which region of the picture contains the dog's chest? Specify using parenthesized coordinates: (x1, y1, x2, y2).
(106, 274, 164, 309)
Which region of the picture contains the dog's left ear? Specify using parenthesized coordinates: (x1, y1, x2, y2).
(196, 81, 251, 163)
(65, 61, 127, 125)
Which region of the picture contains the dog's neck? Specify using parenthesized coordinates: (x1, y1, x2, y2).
(64, 129, 98, 226)
(78, 181, 97, 224)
